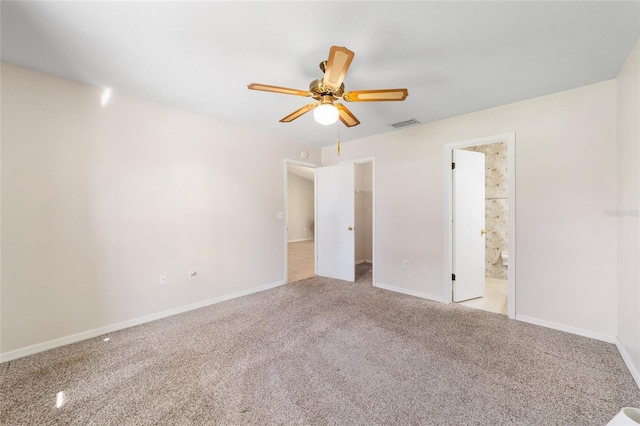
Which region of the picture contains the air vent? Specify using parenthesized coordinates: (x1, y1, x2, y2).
(391, 118, 420, 128)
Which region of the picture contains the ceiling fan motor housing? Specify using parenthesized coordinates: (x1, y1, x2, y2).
(309, 78, 344, 100)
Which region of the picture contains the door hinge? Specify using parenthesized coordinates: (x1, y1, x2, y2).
(451, 162, 455, 170)
(452, 273, 456, 281)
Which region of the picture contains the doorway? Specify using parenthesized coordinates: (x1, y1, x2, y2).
(444, 133, 516, 318)
(354, 162, 373, 281)
(285, 161, 318, 283)
(315, 158, 376, 284)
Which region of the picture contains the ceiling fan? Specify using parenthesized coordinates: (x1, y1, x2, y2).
(248, 46, 408, 127)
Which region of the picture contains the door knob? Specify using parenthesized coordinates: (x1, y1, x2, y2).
(348, 226, 354, 231)
(480, 229, 487, 235)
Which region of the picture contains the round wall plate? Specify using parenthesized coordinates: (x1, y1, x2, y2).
(300, 150, 309, 159)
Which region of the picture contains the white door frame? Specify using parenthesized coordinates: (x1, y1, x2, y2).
(339, 156, 376, 286)
(284, 159, 320, 283)
(443, 133, 516, 318)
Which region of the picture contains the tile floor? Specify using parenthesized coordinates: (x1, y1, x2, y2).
(458, 278, 508, 315)
(288, 240, 315, 283)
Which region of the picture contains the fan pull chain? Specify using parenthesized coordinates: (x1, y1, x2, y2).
(337, 124, 341, 156)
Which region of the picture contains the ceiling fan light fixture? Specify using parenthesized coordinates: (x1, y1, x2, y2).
(314, 101, 339, 125)
(248, 46, 408, 128)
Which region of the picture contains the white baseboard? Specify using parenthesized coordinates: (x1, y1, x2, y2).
(616, 338, 640, 389)
(374, 282, 444, 303)
(365, 259, 373, 264)
(288, 238, 313, 243)
(0, 279, 286, 363)
(515, 315, 616, 344)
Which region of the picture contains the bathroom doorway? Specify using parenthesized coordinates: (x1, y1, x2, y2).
(444, 133, 516, 318)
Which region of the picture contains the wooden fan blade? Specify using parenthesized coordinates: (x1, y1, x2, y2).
(248, 83, 313, 97)
(323, 46, 355, 90)
(280, 103, 318, 123)
(336, 104, 360, 127)
(343, 88, 409, 102)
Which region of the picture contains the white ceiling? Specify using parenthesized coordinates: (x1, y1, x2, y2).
(2, 1, 638, 148)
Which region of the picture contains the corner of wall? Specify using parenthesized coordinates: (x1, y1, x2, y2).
(615, 37, 640, 390)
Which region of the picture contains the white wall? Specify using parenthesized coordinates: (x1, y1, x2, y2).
(323, 80, 618, 339)
(616, 39, 640, 386)
(0, 63, 320, 356)
(287, 171, 314, 242)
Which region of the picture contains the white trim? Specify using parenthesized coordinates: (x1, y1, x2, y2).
(375, 282, 445, 303)
(443, 132, 517, 319)
(616, 338, 640, 389)
(0, 279, 286, 363)
(284, 159, 320, 283)
(338, 156, 377, 165)
(507, 134, 516, 318)
(515, 315, 616, 344)
(371, 160, 376, 286)
(314, 170, 318, 277)
(288, 237, 313, 243)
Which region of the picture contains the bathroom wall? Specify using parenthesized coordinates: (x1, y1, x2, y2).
(354, 162, 373, 263)
(464, 142, 508, 280)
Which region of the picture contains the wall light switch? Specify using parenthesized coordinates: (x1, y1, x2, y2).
(403, 260, 409, 269)
(188, 270, 197, 280)
(276, 211, 284, 220)
(160, 275, 167, 285)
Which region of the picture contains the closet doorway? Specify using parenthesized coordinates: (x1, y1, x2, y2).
(354, 162, 373, 281)
(315, 158, 376, 284)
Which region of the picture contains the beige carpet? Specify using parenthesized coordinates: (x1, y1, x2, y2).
(1, 264, 639, 425)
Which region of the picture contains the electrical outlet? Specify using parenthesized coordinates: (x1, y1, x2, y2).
(188, 270, 197, 281)
(403, 260, 409, 269)
(160, 275, 167, 285)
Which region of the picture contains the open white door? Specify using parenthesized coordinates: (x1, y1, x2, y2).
(317, 164, 355, 282)
(453, 149, 485, 302)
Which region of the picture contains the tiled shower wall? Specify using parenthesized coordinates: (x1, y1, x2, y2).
(464, 142, 508, 280)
